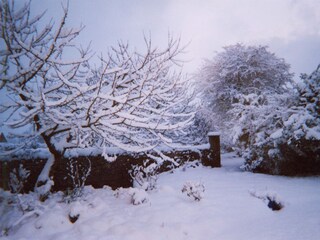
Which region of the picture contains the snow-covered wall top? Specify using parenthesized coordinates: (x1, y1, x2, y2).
(0, 143, 210, 161)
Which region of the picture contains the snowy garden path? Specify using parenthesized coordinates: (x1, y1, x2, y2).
(3, 153, 320, 240)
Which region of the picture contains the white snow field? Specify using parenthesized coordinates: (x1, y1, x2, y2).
(1, 152, 320, 240)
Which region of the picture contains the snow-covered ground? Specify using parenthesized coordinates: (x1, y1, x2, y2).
(1, 153, 320, 240)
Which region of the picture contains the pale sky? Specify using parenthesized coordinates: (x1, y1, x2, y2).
(27, 0, 320, 77)
(1, 0, 320, 134)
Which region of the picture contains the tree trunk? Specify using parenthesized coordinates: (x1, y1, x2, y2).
(34, 134, 63, 199)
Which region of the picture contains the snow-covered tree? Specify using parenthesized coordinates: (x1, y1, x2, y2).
(233, 65, 320, 175)
(197, 44, 293, 145)
(0, 1, 193, 194)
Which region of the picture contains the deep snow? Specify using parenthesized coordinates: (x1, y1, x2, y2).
(1, 153, 320, 240)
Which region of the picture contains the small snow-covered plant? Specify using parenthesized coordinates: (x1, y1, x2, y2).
(130, 160, 159, 191)
(182, 161, 201, 172)
(64, 158, 91, 203)
(114, 187, 149, 205)
(9, 164, 30, 194)
(0, 190, 43, 237)
(7, 164, 32, 215)
(131, 189, 149, 205)
(68, 201, 82, 223)
(182, 181, 205, 201)
(249, 190, 284, 211)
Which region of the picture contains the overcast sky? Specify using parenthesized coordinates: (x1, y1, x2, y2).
(26, 0, 320, 78)
(1, 0, 320, 135)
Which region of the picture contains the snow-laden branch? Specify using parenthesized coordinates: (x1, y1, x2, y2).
(1, 0, 194, 189)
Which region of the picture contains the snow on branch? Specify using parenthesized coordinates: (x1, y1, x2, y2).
(1, 0, 193, 168)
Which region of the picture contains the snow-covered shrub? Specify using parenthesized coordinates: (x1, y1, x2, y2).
(1, 164, 34, 234)
(68, 201, 83, 223)
(0, 190, 43, 237)
(277, 66, 320, 174)
(182, 161, 201, 172)
(131, 189, 149, 205)
(64, 158, 92, 203)
(231, 92, 292, 173)
(114, 187, 149, 205)
(9, 164, 30, 194)
(181, 181, 205, 201)
(249, 190, 284, 211)
(233, 65, 320, 175)
(130, 160, 159, 191)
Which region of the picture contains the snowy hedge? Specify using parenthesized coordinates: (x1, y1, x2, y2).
(232, 65, 320, 175)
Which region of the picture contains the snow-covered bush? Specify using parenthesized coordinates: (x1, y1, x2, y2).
(64, 158, 92, 203)
(181, 181, 205, 201)
(0, 164, 35, 234)
(0, 190, 43, 237)
(130, 160, 159, 191)
(249, 190, 284, 211)
(114, 187, 149, 205)
(233, 65, 320, 175)
(182, 161, 201, 172)
(131, 189, 149, 205)
(1, 164, 34, 234)
(230, 92, 292, 173)
(68, 201, 82, 223)
(9, 164, 30, 194)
